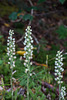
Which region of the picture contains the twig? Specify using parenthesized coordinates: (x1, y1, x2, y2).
(11, 18, 22, 23)
(16, 31, 40, 50)
(32, 34, 39, 44)
(32, 34, 40, 53)
(28, 0, 34, 25)
(16, 30, 40, 53)
(16, 34, 24, 43)
(28, 0, 33, 6)
(34, 9, 67, 17)
(41, 81, 59, 95)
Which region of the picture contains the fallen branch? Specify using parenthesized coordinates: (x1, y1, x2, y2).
(41, 81, 59, 95)
(32, 34, 40, 53)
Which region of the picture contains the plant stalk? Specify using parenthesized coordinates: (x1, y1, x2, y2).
(59, 84, 61, 100)
(11, 64, 13, 100)
(27, 71, 29, 100)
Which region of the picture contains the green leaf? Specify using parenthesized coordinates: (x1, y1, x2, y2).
(23, 14, 33, 21)
(9, 12, 17, 20)
(59, 0, 65, 4)
(38, 0, 46, 4)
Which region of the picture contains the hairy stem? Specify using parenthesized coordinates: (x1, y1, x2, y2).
(59, 84, 61, 100)
(11, 62, 13, 100)
(27, 71, 29, 100)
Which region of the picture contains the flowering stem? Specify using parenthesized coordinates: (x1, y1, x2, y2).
(23, 26, 33, 100)
(27, 59, 30, 100)
(11, 65, 13, 100)
(55, 51, 66, 100)
(59, 84, 61, 100)
(7, 30, 16, 100)
(27, 71, 29, 100)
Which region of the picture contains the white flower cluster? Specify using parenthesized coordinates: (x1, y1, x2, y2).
(23, 26, 33, 74)
(7, 30, 16, 69)
(61, 86, 66, 100)
(55, 51, 64, 84)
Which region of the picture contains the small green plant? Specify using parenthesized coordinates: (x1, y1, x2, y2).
(55, 51, 66, 100)
(23, 26, 33, 100)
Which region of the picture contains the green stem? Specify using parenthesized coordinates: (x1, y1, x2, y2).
(59, 84, 61, 100)
(27, 59, 30, 100)
(11, 65, 13, 100)
(27, 71, 29, 100)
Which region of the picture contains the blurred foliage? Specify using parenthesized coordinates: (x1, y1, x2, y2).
(30, 86, 47, 100)
(9, 12, 18, 21)
(0, 0, 66, 19)
(13, 22, 24, 28)
(0, 55, 11, 83)
(38, 0, 46, 4)
(37, 0, 66, 4)
(5, 89, 23, 100)
(0, 2, 18, 17)
(0, 34, 6, 55)
(23, 14, 33, 21)
(59, 0, 66, 4)
(33, 44, 61, 72)
(0, 35, 10, 83)
(8, 0, 66, 21)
